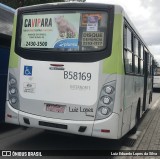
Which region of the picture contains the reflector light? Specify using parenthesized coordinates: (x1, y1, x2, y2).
(7, 114, 12, 118)
(101, 129, 110, 133)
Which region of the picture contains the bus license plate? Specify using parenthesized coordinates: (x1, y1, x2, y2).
(45, 104, 65, 113)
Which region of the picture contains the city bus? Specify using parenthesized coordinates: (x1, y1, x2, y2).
(153, 67, 160, 91)
(0, 3, 15, 122)
(5, 3, 153, 139)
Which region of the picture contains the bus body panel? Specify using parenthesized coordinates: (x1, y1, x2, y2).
(16, 58, 121, 121)
(18, 59, 100, 121)
(123, 75, 144, 135)
(102, 14, 123, 75)
(19, 59, 99, 105)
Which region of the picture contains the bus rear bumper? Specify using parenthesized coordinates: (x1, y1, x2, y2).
(19, 110, 94, 137)
(5, 103, 119, 139)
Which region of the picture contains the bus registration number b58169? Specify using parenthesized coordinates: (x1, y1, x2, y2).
(64, 71, 91, 81)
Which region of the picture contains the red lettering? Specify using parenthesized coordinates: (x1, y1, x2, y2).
(32, 19, 35, 27)
(38, 19, 41, 27)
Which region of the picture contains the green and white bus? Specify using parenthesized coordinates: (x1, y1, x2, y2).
(5, 3, 153, 139)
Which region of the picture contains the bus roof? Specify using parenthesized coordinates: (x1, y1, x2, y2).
(0, 3, 15, 36)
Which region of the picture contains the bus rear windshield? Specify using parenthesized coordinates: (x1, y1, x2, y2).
(20, 11, 108, 52)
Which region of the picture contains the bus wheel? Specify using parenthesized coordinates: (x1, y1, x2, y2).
(129, 102, 140, 134)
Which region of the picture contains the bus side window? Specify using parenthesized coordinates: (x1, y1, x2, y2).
(139, 44, 144, 75)
(140, 59, 144, 75)
(133, 37, 139, 74)
(124, 26, 127, 48)
(126, 27, 132, 51)
(124, 50, 133, 73)
(148, 54, 150, 76)
(124, 25, 133, 73)
(150, 56, 153, 76)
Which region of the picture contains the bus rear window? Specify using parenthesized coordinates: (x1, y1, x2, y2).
(20, 11, 108, 52)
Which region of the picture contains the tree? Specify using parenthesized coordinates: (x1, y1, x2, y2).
(153, 59, 159, 68)
(0, 0, 65, 9)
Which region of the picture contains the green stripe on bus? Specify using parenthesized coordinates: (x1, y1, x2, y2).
(103, 14, 124, 75)
(9, 15, 18, 68)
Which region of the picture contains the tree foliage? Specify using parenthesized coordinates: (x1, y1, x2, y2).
(153, 59, 159, 68)
(0, 0, 86, 9)
(65, 0, 86, 2)
(0, 0, 65, 9)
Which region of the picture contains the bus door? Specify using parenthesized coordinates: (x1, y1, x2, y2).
(143, 50, 149, 111)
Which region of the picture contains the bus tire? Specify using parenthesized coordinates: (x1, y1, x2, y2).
(129, 102, 140, 134)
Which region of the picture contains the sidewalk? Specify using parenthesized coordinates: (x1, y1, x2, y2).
(118, 97, 160, 159)
(137, 101, 160, 152)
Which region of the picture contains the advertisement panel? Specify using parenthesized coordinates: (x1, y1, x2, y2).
(21, 13, 80, 49)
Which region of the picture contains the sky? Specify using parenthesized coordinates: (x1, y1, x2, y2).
(87, 0, 160, 64)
